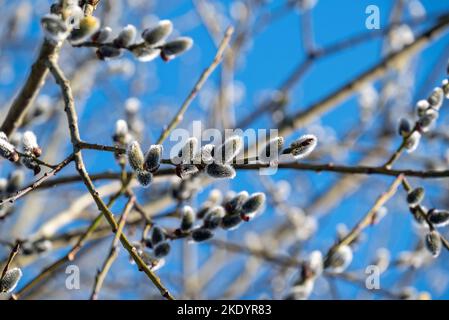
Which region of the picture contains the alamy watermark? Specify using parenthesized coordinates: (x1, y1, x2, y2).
(365, 5, 380, 30)
(65, 265, 80, 290)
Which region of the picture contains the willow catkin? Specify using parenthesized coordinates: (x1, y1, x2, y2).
(206, 163, 236, 179)
(427, 209, 449, 227)
(113, 24, 137, 48)
(142, 20, 173, 46)
(191, 228, 214, 242)
(283, 134, 317, 159)
(425, 231, 442, 258)
(0, 268, 22, 293)
(180, 206, 195, 231)
(127, 141, 144, 171)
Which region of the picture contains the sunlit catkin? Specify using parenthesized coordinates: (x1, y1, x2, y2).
(406, 187, 425, 207)
(142, 20, 173, 46)
(324, 245, 353, 273)
(127, 141, 144, 171)
(161, 37, 194, 61)
(180, 206, 195, 231)
(425, 231, 442, 258)
(206, 163, 236, 179)
(113, 24, 137, 48)
(0, 268, 22, 293)
(192, 228, 214, 242)
(283, 134, 317, 159)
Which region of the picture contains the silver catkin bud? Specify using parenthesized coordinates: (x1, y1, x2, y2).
(96, 45, 122, 60)
(442, 79, 449, 99)
(409, 205, 426, 226)
(113, 24, 137, 48)
(417, 109, 438, 133)
(406, 187, 425, 207)
(144, 144, 163, 172)
(114, 119, 129, 143)
(416, 99, 430, 117)
(203, 206, 225, 230)
(196, 202, 212, 220)
(191, 228, 214, 242)
(161, 37, 194, 61)
(425, 231, 442, 258)
(220, 214, 242, 230)
(142, 20, 173, 46)
(427, 87, 444, 110)
(324, 245, 353, 273)
(259, 136, 284, 164)
(91, 26, 112, 43)
(178, 137, 198, 164)
(69, 15, 100, 44)
(224, 191, 249, 215)
(153, 241, 171, 258)
(180, 205, 195, 231)
(200, 144, 215, 164)
(151, 226, 165, 245)
(241, 192, 266, 216)
(131, 45, 161, 62)
(22, 131, 41, 157)
(405, 131, 421, 153)
(214, 135, 243, 164)
(127, 141, 144, 171)
(206, 163, 236, 179)
(0, 135, 19, 162)
(284, 134, 317, 159)
(398, 118, 412, 137)
(0, 268, 22, 293)
(21, 156, 41, 175)
(136, 169, 153, 187)
(427, 209, 449, 227)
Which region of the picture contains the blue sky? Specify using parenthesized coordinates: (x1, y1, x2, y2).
(2, 0, 449, 299)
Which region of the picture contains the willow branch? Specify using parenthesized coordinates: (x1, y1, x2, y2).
(234, 161, 449, 178)
(46, 58, 174, 300)
(0, 154, 74, 205)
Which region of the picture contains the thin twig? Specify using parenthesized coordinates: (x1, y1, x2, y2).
(156, 26, 234, 145)
(324, 174, 404, 264)
(0, 154, 74, 205)
(90, 195, 135, 300)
